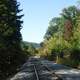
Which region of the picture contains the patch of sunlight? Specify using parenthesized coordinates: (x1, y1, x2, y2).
(55, 69, 80, 74)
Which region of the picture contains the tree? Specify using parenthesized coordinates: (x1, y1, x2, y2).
(61, 6, 78, 40)
(44, 17, 62, 40)
(0, 0, 26, 79)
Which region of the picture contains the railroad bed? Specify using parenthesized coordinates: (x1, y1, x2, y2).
(10, 58, 80, 80)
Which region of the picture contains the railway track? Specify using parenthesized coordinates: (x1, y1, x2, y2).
(33, 59, 63, 80)
(10, 58, 63, 80)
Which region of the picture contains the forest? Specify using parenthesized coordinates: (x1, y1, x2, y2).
(0, 0, 80, 80)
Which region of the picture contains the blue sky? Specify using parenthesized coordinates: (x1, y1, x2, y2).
(18, 0, 77, 43)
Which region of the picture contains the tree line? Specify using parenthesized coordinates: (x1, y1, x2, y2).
(38, 4, 80, 68)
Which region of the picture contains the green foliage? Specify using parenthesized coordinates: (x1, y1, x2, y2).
(44, 17, 64, 40)
(39, 5, 80, 68)
(22, 41, 39, 57)
(0, 0, 26, 79)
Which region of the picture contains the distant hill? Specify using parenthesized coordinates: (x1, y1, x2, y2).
(22, 41, 41, 49)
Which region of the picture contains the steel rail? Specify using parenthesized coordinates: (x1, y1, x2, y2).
(33, 65, 40, 80)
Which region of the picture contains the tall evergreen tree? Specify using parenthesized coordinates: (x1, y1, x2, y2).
(0, 0, 25, 79)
